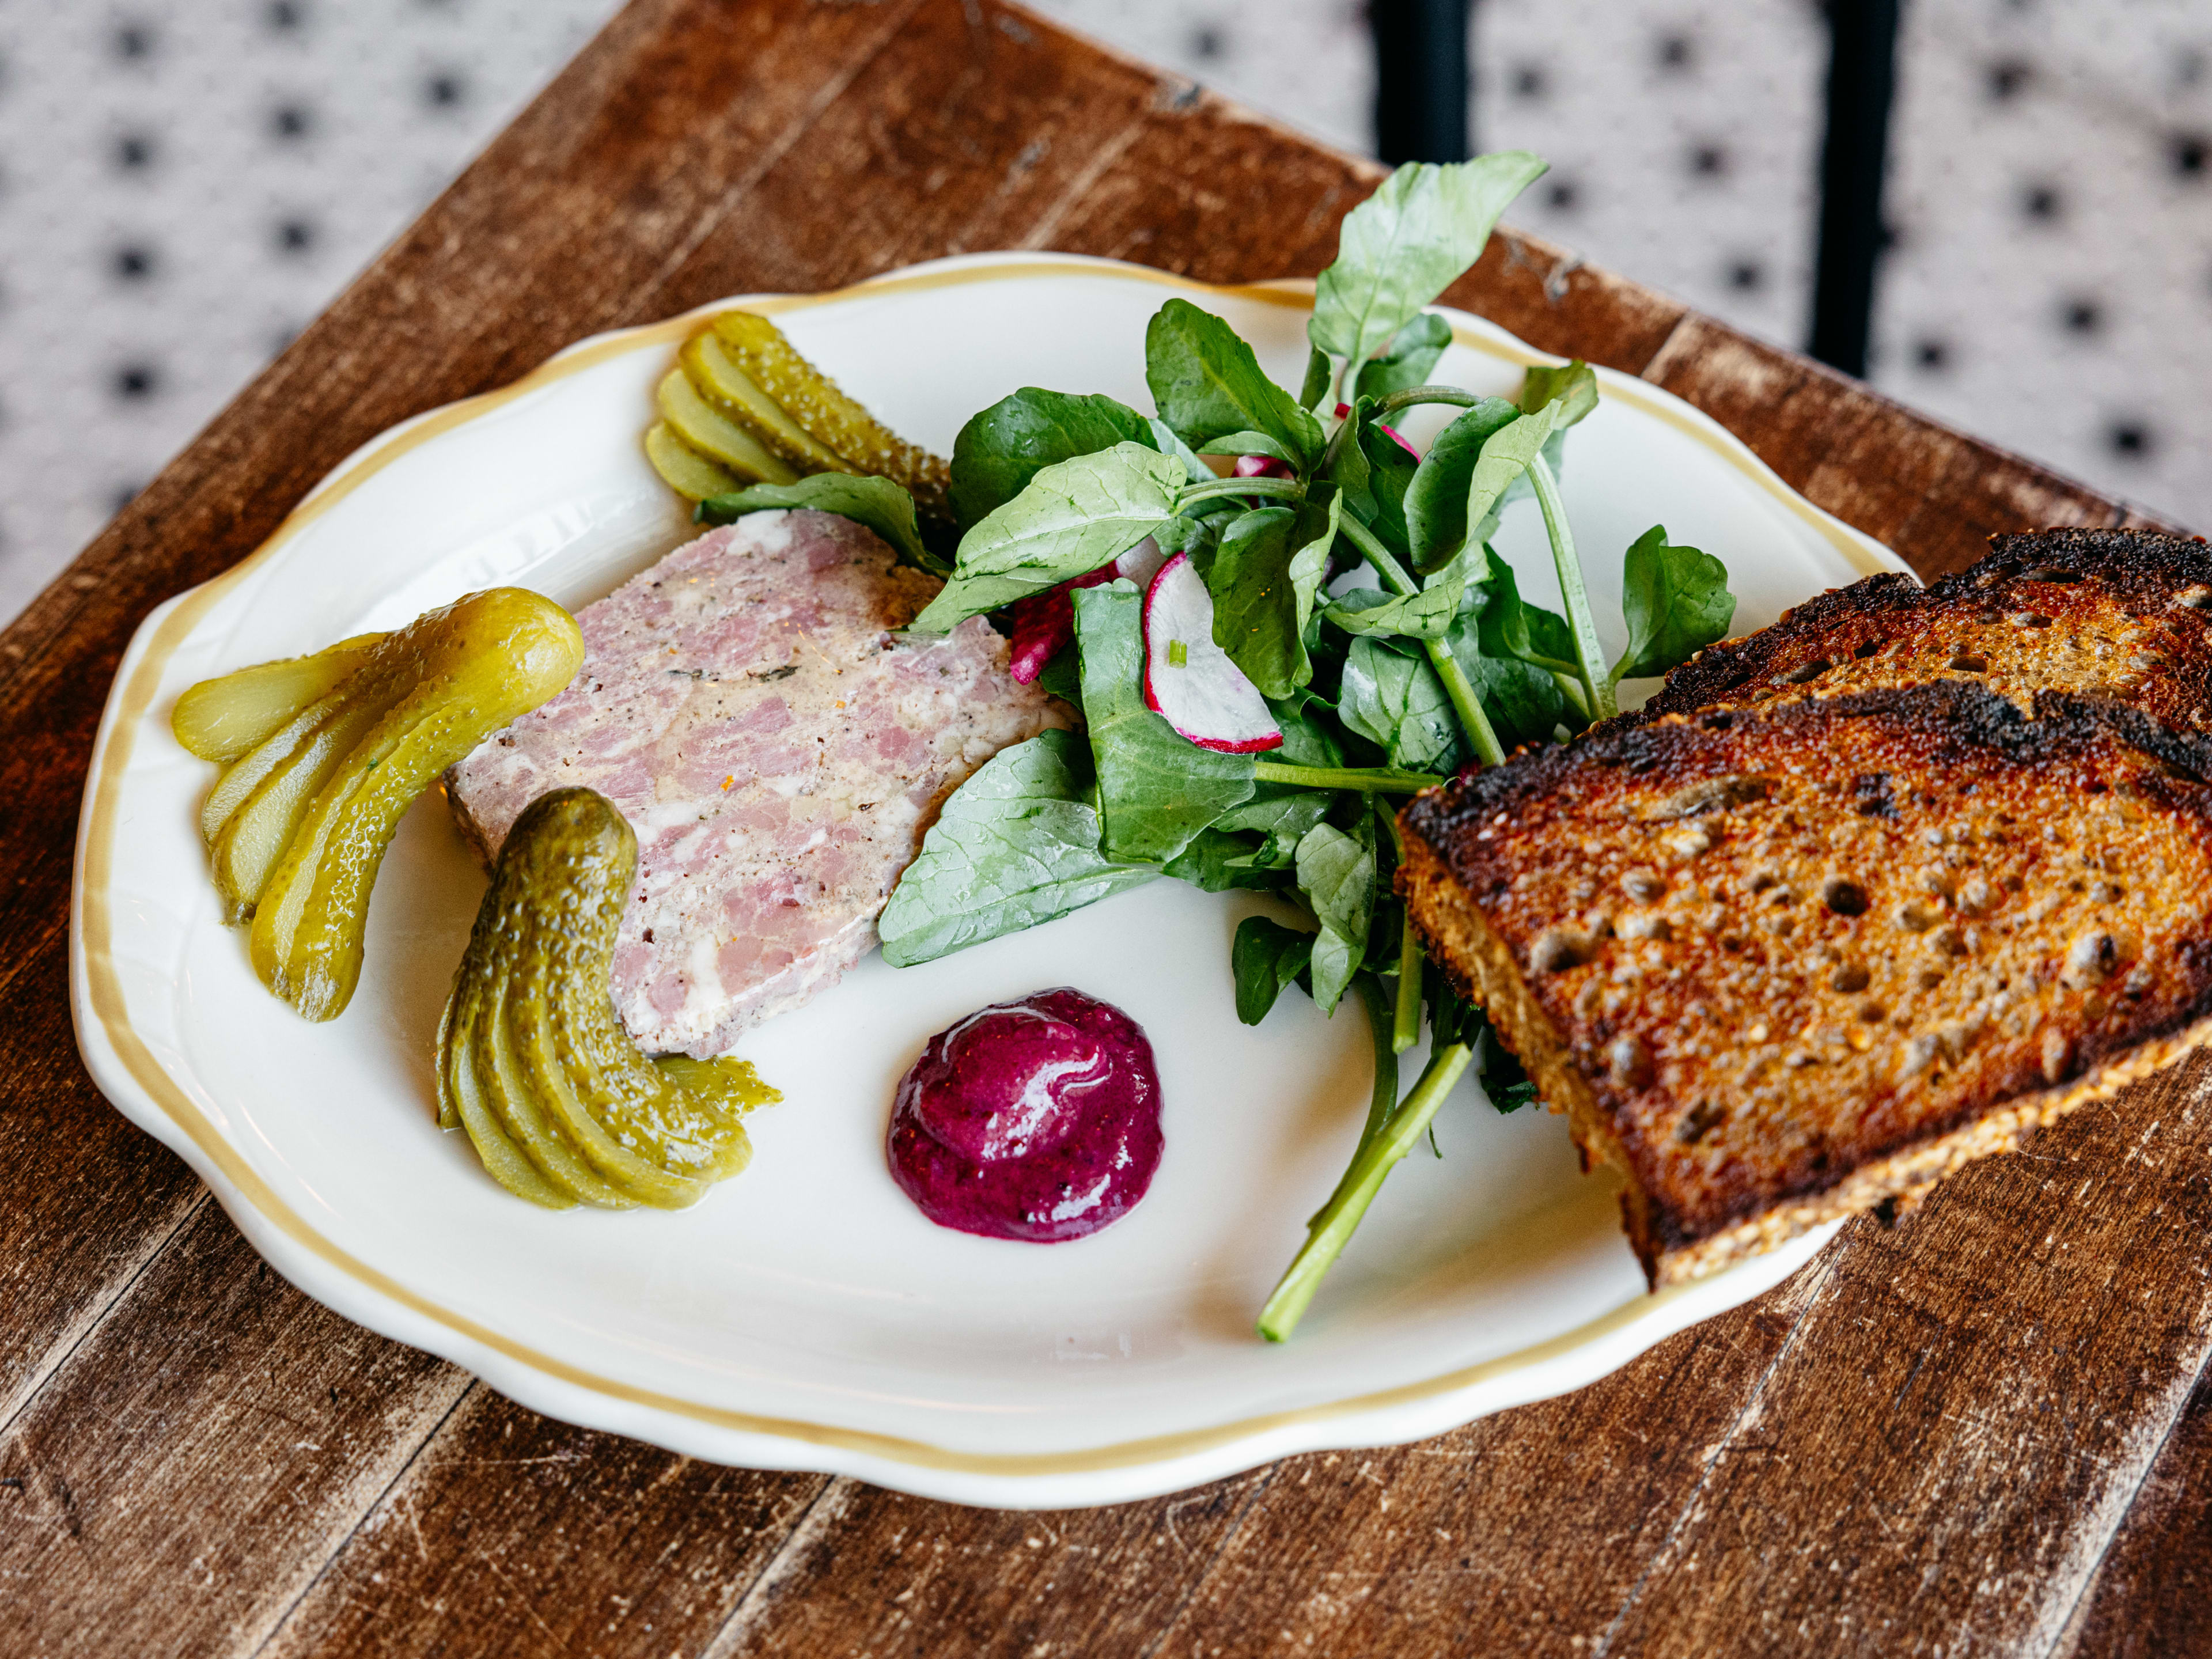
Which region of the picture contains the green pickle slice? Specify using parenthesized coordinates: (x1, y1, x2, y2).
(656, 368, 801, 486)
(679, 334, 844, 475)
(436, 787, 774, 1210)
(643, 420, 741, 502)
(247, 588, 586, 1021)
(709, 310, 953, 523)
(172, 632, 387, 762)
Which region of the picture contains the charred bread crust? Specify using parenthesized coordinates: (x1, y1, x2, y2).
(1629, 528, 2212, 733)
(1401, 679, 2212, 1287)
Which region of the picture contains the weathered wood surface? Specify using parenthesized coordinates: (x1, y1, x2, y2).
(2, 1, 2203, 1653)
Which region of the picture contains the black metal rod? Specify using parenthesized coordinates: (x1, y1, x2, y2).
(1372, 0, 1470, 165)
(1809, 0, 1902, 376)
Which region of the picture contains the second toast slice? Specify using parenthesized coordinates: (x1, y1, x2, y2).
(1400, 680, 2212, 1286)
(1638, 527, 2212, 732)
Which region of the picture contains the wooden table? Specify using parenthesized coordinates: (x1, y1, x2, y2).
(7, 3, 2206, 1653)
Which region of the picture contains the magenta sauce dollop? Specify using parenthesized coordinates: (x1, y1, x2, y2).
(887, 988, 1162, 1243)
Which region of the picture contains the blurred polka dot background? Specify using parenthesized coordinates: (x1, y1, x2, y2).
(0, 1, 2203, 623)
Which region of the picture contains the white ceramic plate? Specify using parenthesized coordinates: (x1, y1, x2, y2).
(71, 253, 1908, 1509)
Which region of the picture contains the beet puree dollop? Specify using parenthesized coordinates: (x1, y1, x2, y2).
(888, 988, 1161, 1243)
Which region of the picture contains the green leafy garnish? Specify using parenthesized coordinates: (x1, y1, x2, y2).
(1233, 915, 1316, 1026)
(911, 442, 1182, 632)
(1198, 488, 1340, 699)
(876, 730, 1157, 966)
(948, 389, 1156, 530)
(697, 474, 940, 574)
(1517, 359, 1599, 426)
(1071, 581, 1255, 863)
(1321, 543, 1480, 641)
(1401, 399, 1520, 572)
(1353, 313, 1455, 403)
(1308, 153, 1548, 381)
(1337, 634, 1461, 772)
(1146, 298, 1325, 469)
(846, 150, 1745, 1345)
(1610, 525, 1736, 685)
(1296, 817, 1376, 1017)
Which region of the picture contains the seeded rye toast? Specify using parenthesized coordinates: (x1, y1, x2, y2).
(1636, 527, 2212, 730)
(1401, 681, 2212, 1287)
(1401, 525, 2212, 1285)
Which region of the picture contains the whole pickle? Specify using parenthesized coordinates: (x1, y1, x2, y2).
(237, 588, 585, 1020)
(438, 787, 775, 1209)
(709, 310, 953, 525)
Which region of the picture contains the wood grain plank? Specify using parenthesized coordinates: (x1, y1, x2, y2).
(0, 940, 204, 1430)
(1010, 1255, 1841, 1659)
(258, 1388, 824, 1659)
(0, 1203, 469, 1659)
(641, 0, 1162, 311)
(700, 1467, 1275, 1657)
(1592, 1054, 2212, 1656)
(2053, 1362, 2212, 1659)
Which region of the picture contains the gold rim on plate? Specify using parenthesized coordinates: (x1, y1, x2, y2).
(77, 256, 1869, 1479)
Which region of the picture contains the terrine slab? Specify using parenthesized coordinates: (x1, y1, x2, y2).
(71, 253, 1906, 1509)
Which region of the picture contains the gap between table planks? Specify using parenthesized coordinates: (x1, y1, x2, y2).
(2, 1, 2204, 1654)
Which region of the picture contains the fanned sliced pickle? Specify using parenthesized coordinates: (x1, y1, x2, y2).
(437, 787, 775, 1209)
(178, 589, 585, 1017)
(209, 677, 410, 919)
(679, 333, 844, 474)
(644, 421, 740, 502)
(657, 369, 800, 487)
(245, 588, 586, 1021)
(172, 632, 387, 762)
(709, 310, 953, 522)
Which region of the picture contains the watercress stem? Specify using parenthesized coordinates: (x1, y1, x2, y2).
(1251, 761, 1438, 795)
(1382, 811, 1423, 1055)
(1353, 972, 1399, 1147)
(1303, 971, 1397, 1227)
(1374, 384, 1482, 417)
(1389, 849, 1424, 1057)
(1176, 475, 1305, 510)
(1528, 453, 1616, 721)
(1335, 516, 1508, 768)
(1393, 918, 1423, 1055)
(1257, 1040, 1475, 1342)
(1335, 514, 1417, 596)
(1551, 670, 1591, 720)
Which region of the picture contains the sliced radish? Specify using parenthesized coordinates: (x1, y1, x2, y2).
(1142, 552, 1283, 753)
(1005, 592, 1070, 684)
(1113, 535, 1166, 592)
(1233, 453, 1294, 479)
(1334, 403, 1419, 460)
(1004, 540, 1166, 686)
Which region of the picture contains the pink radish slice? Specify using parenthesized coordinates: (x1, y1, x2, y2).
(1334, 403, 1419, 459)
(1233, 453, 1294, 479)
(1005, 594, 1069, 684)
(1003, 551, 1149, 685)
(1141, 552, 1283, 753)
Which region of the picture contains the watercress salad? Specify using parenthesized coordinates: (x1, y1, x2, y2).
(699, 150, 1736, 1340)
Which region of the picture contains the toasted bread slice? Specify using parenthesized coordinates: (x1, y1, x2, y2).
(1638, 528, 2212, 732)
(1400, 680, 2212, 1287)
